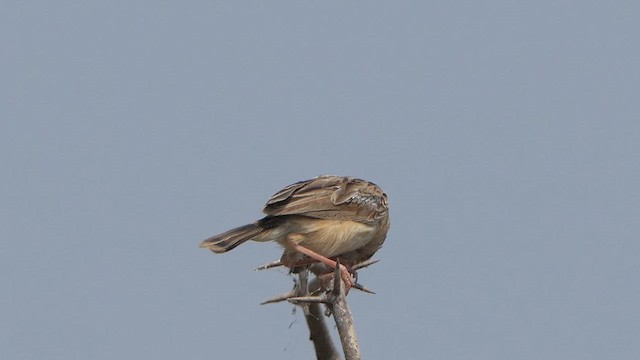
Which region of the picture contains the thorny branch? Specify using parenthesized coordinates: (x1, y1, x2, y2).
(259, 259, 380, 360)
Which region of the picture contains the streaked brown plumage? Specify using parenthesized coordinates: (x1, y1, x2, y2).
(200, 175, 390, 273)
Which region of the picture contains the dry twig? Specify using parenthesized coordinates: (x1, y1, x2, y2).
(260, 259, 379, 360)
(288, 262, 362, 360)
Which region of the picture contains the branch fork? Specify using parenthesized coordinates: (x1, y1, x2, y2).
(258, 258, 379, 360)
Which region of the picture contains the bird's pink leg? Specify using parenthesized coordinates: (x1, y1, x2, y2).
(287, 243, 353, 293)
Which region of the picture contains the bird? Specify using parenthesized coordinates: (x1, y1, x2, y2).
(199, 175, 390, 291)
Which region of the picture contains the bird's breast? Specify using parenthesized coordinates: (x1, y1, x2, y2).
(277, 217, 377, 258)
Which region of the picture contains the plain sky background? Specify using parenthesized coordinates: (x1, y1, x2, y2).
(2, 1, 639, 359)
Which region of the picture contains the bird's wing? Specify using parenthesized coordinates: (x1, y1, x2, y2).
(263, 175, 388, 224)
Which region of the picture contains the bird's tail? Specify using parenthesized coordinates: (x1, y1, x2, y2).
(199, 223, 263, 253)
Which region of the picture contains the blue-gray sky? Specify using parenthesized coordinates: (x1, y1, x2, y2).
(2, 1, 639, 359)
